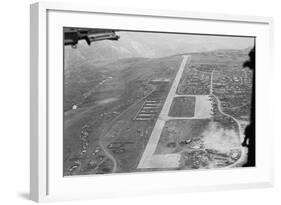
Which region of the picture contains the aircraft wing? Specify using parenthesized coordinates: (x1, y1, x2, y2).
(64, 28, 120, 48)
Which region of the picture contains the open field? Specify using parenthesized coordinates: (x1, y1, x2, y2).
(169, 96, 196, 117)
(63, 55, 182, 175)
(194, 95, 213, 118)
(155, 119, 210, 154)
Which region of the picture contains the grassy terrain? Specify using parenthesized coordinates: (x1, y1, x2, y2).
(169, 96, 196, 117)
(63, 55, 181, 175)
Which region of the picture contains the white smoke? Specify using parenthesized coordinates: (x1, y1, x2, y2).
(202, 121, 240, 152)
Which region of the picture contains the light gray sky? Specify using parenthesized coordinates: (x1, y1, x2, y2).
(111, 31, 255, 58)
(119, 31, 254, 50)
(70, 30, 255, 61)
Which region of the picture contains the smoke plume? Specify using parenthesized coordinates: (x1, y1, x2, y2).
(202, 121, 240, 152)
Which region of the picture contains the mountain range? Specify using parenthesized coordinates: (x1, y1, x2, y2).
(64, 31, 254, 69)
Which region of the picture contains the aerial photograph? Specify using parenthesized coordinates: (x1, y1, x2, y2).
(63, 28, 255, 176)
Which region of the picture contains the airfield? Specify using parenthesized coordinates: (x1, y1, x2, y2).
(64, 50, 252, 175)
(137, 55, 243, 170)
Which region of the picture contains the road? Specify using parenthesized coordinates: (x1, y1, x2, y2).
(97, 86, 158, 173)
(210, 70, 247, 167)
(99, 140, 117, 173)
(210, 70, 242, 141)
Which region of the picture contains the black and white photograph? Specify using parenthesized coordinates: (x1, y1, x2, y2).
(1, 0, 280, 203)
(63, 27, 255, 176)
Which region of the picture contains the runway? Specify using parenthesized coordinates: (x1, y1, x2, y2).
(137, 55, 191, 169)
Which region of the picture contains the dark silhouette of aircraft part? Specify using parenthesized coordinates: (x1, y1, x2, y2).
(64, 28, 119, 48)
(242, 46, 255, 167)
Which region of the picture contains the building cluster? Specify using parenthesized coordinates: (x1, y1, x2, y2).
(79, 124, 90, 156)
(134, 99, 162, 121)
(66, 124, 90, 175)
(182, 147, 242, 169)
(177, 68, 211, 95)
(213, 70, 252, 121)
(134, 81, 168, 121)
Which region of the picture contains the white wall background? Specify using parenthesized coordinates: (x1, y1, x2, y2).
(0, 0, 280, 204)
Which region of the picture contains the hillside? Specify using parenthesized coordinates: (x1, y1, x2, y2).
(64, 48, 252, 112)
(64, 31, 255, 66)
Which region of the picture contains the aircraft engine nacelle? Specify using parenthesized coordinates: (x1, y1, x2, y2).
(64, 28, 120, 48)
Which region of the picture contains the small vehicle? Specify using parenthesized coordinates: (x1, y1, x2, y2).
(180, 138, 192, 145)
